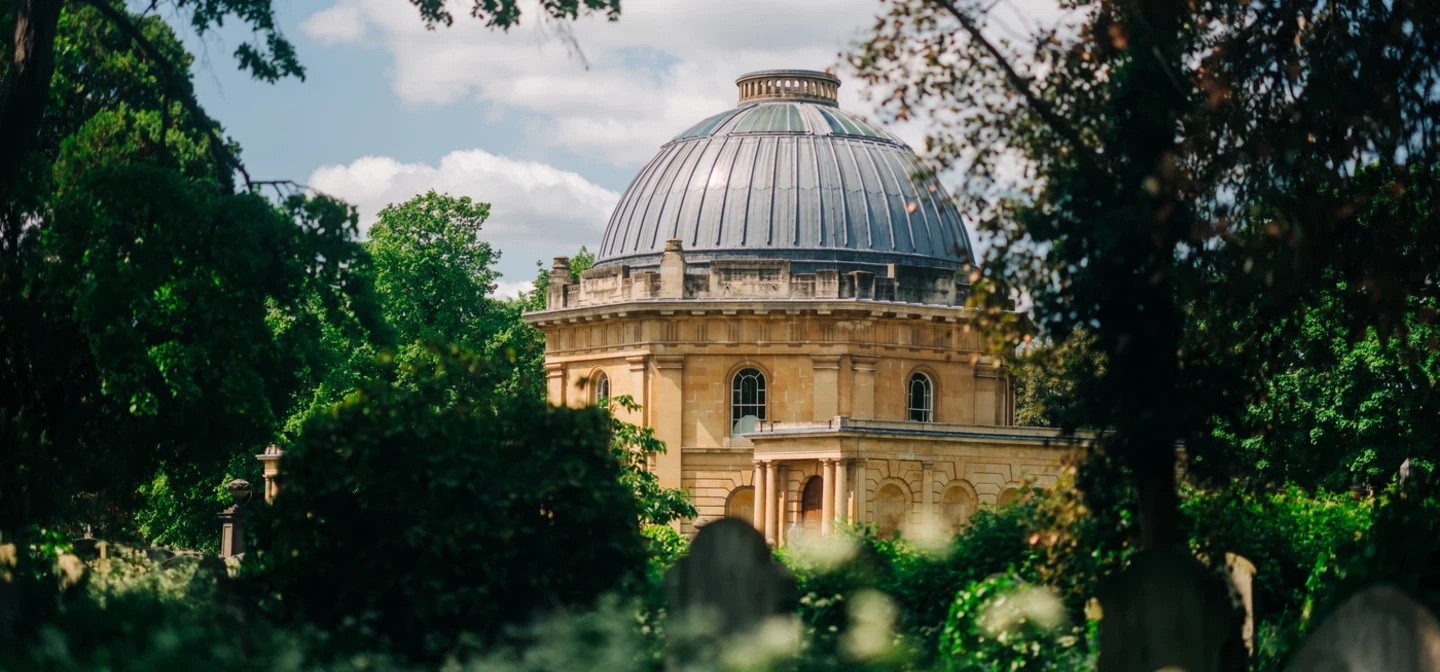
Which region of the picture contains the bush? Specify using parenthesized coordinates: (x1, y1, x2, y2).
(243, 345, 648, 661)
(937, 575, 1091, 672)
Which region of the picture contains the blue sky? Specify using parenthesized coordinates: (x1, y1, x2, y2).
(181, 0, 1060, 295)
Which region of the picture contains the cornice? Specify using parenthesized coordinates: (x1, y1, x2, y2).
(524, 298, 980, 327)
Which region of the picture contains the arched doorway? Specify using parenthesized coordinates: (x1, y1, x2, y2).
(876, 483, 908, 538)
(726, 486, 755, 522)
(801, 476, 824, 532)
(997, 487, 1019, 506)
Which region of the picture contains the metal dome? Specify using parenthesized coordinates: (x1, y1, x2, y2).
(595, 70, 974, 273)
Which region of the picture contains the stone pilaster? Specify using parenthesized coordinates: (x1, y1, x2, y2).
(811, 355, 841, 420)
(545, 362, 566, 407)
(653, 355, 685, 490)
(851, 356, 878, 419)
(834, 459, 848, 523)
(626, 355, 649, 426)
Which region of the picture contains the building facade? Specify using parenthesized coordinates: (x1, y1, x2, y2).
(524, 70, 1072, 543)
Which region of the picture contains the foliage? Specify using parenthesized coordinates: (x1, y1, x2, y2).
(606, 395, 698, 528)
(1182, 486, 1372, 625)
(1011, 331, 1103, 429)
(369, 191, 498, 347)
(850, 0, 1440, 567)
(1211, 289, 1440, 490)
(938, 574, 1091, 672)
(243, 344, 648, 661)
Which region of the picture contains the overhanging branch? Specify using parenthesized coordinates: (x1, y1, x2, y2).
(932, 0, 1104, 176)
(80, 0, 253, 190)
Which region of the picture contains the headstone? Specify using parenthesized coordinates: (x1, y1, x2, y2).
(1096, 547, 1247, 672)
(664, 517, 797, 667)
(71, 525, 100, 559)
(1226, 553, 1257, 656)
(1289, 585, 1440, 672)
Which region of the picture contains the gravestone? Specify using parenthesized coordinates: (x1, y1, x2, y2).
(1288, 585, 1440, 672)
(1096, 547, 1246, 672)
(664, 517, 797, 667)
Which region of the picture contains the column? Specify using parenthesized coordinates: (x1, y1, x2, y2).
(811, 355, 841, 420)
(833, 460, 848, 524)
(856, 459, 868, 526)
(821, 459, 835, 535)
(653, 356, 684, 490)
(753, 462, 766, 532)
(852, 356, 877, 419)
(775, 464, 787, 547)
(545, 363, 566, 407)
(764, 461, 777, 545)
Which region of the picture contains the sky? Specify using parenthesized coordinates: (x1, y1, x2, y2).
(182, 0, 1064, 298)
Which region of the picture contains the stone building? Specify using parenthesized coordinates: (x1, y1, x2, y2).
(524, 70, 1072, 542)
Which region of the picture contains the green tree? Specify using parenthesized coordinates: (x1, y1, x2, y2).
(852, 0, 1438, 660)
(245, 344, 648, 661)
(0, 4, 382, 545)
(0, 0, 622, 207)
(370, 191, 499, 347)
(1012, 330, 1103, 429)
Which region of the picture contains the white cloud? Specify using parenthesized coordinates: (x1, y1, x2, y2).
(299, 4, 368, 44)
(493, 280, 534, 300)
(308, 150, 620, 279)
(299, 0, 1070, 164)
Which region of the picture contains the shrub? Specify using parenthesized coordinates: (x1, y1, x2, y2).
(243, 345, 648, 661)
(937, 575, 1091, 672)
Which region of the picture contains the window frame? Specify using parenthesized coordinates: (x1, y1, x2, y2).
(592, 369, 610, 405)
(907, 371, 934, 422)
(729, 365, 769, 435)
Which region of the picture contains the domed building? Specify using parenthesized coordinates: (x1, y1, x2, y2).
(525, 70, 1069, 542)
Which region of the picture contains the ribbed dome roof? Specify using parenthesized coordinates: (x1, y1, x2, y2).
(595, 70, 973, 273)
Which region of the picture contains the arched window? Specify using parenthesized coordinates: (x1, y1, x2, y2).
(592, 371, 610, 404)
(908, 372, 933, 422)
(731, 367, 767, 434)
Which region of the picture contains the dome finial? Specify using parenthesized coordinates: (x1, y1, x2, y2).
(736, 69, 840, 106)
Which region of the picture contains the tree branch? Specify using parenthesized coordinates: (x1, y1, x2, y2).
(931, 0, 1104, 175)
(80, 0, 250, 191)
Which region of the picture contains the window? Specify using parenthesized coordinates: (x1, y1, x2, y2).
(731, 367, 767, 434)
(908, 372, 933, 422)
(593, 371, 610, 404)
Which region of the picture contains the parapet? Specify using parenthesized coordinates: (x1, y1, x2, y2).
(541, 240, 969, 311)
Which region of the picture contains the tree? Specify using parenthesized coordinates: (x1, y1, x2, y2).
(245, 344, 648, 661)
(852, 0, 1438, 662)
(0, 0, 622, 207)
(0, 5, 382, 543)
(369, 191, 499, 347)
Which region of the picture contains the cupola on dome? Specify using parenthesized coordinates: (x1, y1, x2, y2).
(595, 69, 973, 274)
